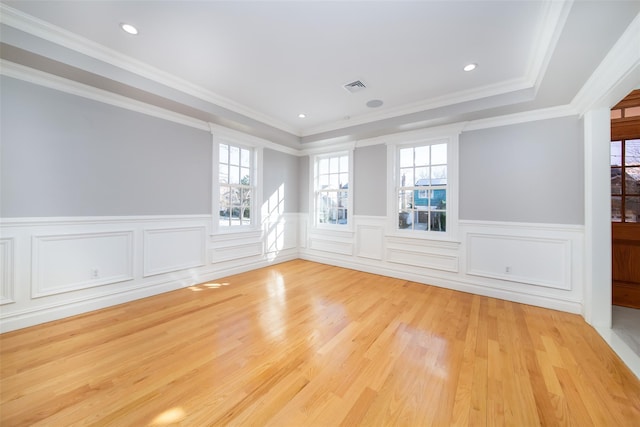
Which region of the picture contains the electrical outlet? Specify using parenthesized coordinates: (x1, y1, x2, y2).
(90, 268, 99, 279)
(505, 266, 511, 273)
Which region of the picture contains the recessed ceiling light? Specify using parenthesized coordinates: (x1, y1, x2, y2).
(366, 99, 384, 108)
(298, 113, 306, 119)
(120, 23, 139, 35)
(463, 63, 477, 72)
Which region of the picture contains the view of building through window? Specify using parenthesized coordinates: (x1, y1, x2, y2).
(219, 143, 253, 227)
(315, 154, 349, 225)
(611, 139, 640, 223)
(398, 143, 447, 232)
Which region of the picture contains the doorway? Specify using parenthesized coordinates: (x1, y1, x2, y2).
(610, 89, 640, 357)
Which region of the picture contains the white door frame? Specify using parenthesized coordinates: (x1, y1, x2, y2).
(581, 13, 640, 376)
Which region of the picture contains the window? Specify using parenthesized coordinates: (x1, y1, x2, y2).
(218, 142, 254, 228)
(611, 139, 640, 222)
(314, 152, 350, 226)
(386, 126, 460, 240)
(397, 142, 448, 232)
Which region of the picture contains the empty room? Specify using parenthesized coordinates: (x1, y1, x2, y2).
(1, 1, 639, 425)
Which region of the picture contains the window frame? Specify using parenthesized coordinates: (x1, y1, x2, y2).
(386, 130, 459, 241)
(310, 149, 354, 230)
(212, 135, 262, 234)
(610, 138, 640, 223)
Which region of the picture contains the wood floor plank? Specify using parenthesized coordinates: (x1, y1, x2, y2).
(1, 259, 639, 426)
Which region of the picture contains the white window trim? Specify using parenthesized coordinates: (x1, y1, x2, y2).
(211, 130, 263, 235)
(386, 130, 460, 241)
(309, 148, 355, 232)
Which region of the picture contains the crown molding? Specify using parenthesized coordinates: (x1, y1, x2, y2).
(2, 57, 583, 156)
(208, 123, 301, 156)
(298, 137, 356, 156)
(1, 59, 301, 158)
(526, 0, 574, 94)
(296, 122, 467, 155)
(299, 0, 573, 138)
(0, 1, 575, 141)
(362, 122, 467, 147)
(462, 105, 578, 132)
(0, 3, 300, 136)
(0, 59, 211, 131)
(570, 11, 640, 114)
(5, 1, 627, 152)
(299, 77, 532, 137)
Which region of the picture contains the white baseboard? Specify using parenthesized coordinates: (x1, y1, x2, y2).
(0, 214, 299, 332)
(299, 251, 582, 314)
(3, 213, 636, 384)
(595, 325, 640, 380)
(0, 214, 586, 328)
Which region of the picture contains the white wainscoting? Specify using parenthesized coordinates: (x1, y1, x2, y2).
(386, 236, 460, 273)
(466, 232, 571, 290)
(264, 213, 299, 255)
(308, 228, 354, 256)
(0, 214, 300, 332)
(143, 226, 206, 277)
(0, 214, 584, 331)
(300, 216, 585, 314)
(32, 230, 134, 298)
(354, 216, 385, 260)
(210, 230, 264, 263)
(298, 215, 308, 249)
(460, 220, 584, 297)
(0, 238, 15, 304)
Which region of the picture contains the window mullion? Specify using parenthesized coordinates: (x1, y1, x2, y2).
(216, 141, 255, 230)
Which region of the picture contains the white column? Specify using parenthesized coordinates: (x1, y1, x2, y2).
(583, 108, 612, 328)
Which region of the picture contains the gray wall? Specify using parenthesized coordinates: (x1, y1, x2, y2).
(2, 76, 586, 225)
(297, 156, 309, 213)
(1, 76, 212, 217)
(459, 116, 584, 224)
(263, 148, 299, 213)
(354, 144, 387, 216)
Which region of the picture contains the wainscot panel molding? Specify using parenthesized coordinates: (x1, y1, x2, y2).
(308, 227, 354, 256)
(298, 215, 309, 249)
(300, 217, 584, 314)
(0, 238, 16, 305)
(385, 235, 461, 273)
(386, 247, 459, 272)
(459, 220, 584, 302)
(263, 213, 299, 255)
(353, 216, 386, 261)
(0, 214, 585, 331)
(143, 226, 207, 277)
(299, 250, 582, 314)
(0, 215, 297, 332)
(210, 230, 264, 263)
(31, 231, 135, 298)
(210, 242, 264, 263)
(466, 233, 571, 290)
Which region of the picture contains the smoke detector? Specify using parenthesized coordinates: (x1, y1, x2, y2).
(343, 80, 367, 93)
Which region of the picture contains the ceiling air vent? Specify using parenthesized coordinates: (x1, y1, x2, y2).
(343, 80, 366, 93)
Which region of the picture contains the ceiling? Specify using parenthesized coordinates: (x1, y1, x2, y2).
(1, 1, 639, 144)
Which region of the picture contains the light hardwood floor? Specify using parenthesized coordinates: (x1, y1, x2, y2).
(1, 260, 639, 426)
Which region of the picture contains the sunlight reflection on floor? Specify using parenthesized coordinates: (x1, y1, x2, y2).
(258, 271, 287, 341)
(149, 407, 186, 425)
(188, 282, 231, 291)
